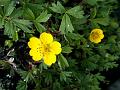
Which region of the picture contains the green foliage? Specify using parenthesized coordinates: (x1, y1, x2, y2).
(0, 0, 120, 90)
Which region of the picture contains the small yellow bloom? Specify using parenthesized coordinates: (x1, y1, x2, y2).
(89, 29, 104, 43)
(28, 32, 62, 66)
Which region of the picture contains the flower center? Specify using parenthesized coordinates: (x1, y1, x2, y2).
(43, 44, 51, 53)
(91, 32, 100, 39)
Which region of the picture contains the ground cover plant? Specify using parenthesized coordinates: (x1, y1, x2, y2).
(0, 0, 120, 90)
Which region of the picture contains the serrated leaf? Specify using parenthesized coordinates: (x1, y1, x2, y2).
(60, 71, 72, 82)
(16, 81, 27, 90)
(92, 17, 109, 26)
(60, 14, 66, 34)
(58, 54, 69, 70)
(62, 46, 72, 53)
(13, 19, 32, 27)
(50, 1, 65, 14)
(67, 33, 83, 40)
(60, 72, 67, 82)
(24, 8, 35, 20)
(86, 0, 97, 5)
(19, 71, 34, 82)
(34, 21, 46, 32)
(10, 7, 23, 18)
(13, 19, 33, 33)
(4, 21, 16, 39)
(39, 63, 48, 73)
(5, 1, 15, 16)
(60, 14, 74, 34)
(66, 6, 84, 19)
(45, 73, 52, 85)
(65, 14, 74, 33)
(36, 11, 51, 22)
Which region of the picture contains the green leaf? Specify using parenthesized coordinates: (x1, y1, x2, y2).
(5, 1, 15, 16)
(90, 7, 97, 19)
(24, 8, 35, 20)
(0, 0, 10, 6)
(15, 23, 33, 33)
(58, 54, 69, 70)
(53, 80, 61, 90)
(12, 27, 18, 41)
(19, 71, 34, 82)
(13, 19, 32, 27)
(16, 80, 27, 90)
(60, 14, 74, 34)
(13, 19, 33, 33)
(4, 21, 16, 39)
(60, 71, 72, 82)
(50, 1, 66, 14)
(36, 11, 51, 22)
(0, 17, 4, 28)
(92, 17, 110, 26)
(34, 21, 46, 32)
(62, 46, 72, 53)
(66, 6, 84, 19)
(39, 63, 48, 73)
(60, 72, 67, 82)
(60, 14, 66, 34)
(10, 8, 23, 18)
(67, 33, 83, 40)
(0, 7, 4, 16)
(65, 14, 74, 33)
(45, 73, 52, 85)
(86, 0, 97, 5)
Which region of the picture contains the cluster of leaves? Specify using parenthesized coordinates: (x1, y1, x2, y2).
(0, 0, 120, 90)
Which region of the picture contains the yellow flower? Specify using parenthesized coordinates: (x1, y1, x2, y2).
(28, 32, 62, 66)
(89, 29, 104, 43)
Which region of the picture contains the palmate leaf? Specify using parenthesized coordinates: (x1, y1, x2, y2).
(50, 1, 66, 14)
(60, 14, 74, 34)
(16, 80, 27, 90)
(60, 71, 72, 82)
(10, 7, 23, 18)
(36, 10, 51, 23)
(4, 1, 15, 16)
(24, 8, 35, 20)
(13, 19, 32, 27)
(13, 19, 33, 33)
(19, 71, 34, 82)
(66, 6, 84, 19)
(34, 21, 46, 33)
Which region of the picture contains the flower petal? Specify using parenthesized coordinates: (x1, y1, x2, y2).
(28, 37, 41, 48)
(100, 34, 104, 39)
(43, 53, 56, 66)
(29, 49, 43, 61)
(50, 41, 62, 55)
(32, 55, 42, 61)
(40, 32, 53, 44)
(91, 29, 103, 34)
